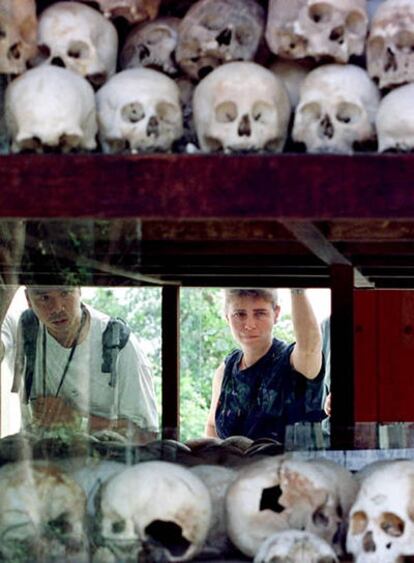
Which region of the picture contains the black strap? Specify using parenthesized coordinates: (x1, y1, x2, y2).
(101, 318, 131, 387)
(19, 309, 39, 402)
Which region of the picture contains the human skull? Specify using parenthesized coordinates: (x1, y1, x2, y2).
(193, 61, 291, 153)
(266, 0, 369, 63)
(367, 0, 414, 89)
(292, 64, 380, 153)
(226, 456, 354, 558)
(5, 65, 98, 153)
(36, 1, 118, 87)
(78, 0, 161, 23)
(254, 530, 338, 563)
(190, 464, 238, 554)
(0, 461, 87, 561)
(96, 68, 183, 153)
(176, 0, 265, 81)
(347, 460, 414, 562)
(97, 461, 212, 561)
(120, 17, 180, 75)
(376, 83, 414, 152)
(0, 0, 37, 74)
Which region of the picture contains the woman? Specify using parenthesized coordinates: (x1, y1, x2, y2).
(205, 288, 325, 443)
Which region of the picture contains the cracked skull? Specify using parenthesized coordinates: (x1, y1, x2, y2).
(35, 1, 118, 87)
(265, 0, 369, 63)
(193, 61, 291, 153)
(5, 65, 98, 153)
(96, 68, 183, 153)
(120, 17, 180, 75)
(347, 460, 414, 563)
(367, 0, 414, 90)
(292, 64, 380, 154)
(97, 461, 212, 561)
(0, 0, 37, 74)
(175, 0, 265, 81)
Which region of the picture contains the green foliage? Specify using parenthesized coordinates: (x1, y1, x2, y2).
(84, 287, 294, 442)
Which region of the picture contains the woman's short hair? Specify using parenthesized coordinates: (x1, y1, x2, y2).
(223, 288, 279, 313)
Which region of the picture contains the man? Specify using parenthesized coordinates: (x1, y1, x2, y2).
(0, 285, 159, 443)
(205, 288, 325, 443)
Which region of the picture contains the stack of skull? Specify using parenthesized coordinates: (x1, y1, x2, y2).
(0, 433, 413, 563)
(2, 0, 414, 154)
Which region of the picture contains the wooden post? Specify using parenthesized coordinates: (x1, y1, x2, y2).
(330, 264, 355, 449)
(161, 286, 180, 440)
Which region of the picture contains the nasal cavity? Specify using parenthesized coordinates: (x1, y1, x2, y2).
(216, 28, 232, 46)
(147, 116, 159, 137)
(363, 531, 376, 553)
(238, 114, 251, 137)
(259, 485, 285, 513)
(319, 114, 334, 139)
(51, 56, 65, 68)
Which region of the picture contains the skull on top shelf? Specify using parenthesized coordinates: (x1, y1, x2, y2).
(0, 0, 37, 75)
(78, 0, 161, 23)
(175, 0, 265, 81)
(265, 0, 369, 63)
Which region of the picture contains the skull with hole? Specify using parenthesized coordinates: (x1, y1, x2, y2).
(97, 460, 212, 561)
(120, 17, 180, 75)
(347, 460, 414, 563)
(265, 0, 368, 63)
(78, 0, 161, 23)
(292, 64, 380, 154)
(0, 461, 87, 562)
(367, 0, 414, 90)
(35, 1, 118, 88)
(5, 65, 97, 153)
(193, 61, 291, 153)
(96, 68, 183, 153)
(226, 456, 356, 558)
(190, 464, 238, 554)
(175, 0, 265, 81)
(376, 83, 414, 152)
(254, 530, 339, 563)
(0, 0, 37, 74)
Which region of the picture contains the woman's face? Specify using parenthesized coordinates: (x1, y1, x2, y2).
(226, 295, 280, 351)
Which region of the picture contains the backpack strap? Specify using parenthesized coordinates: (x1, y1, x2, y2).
(14, 309, 39, 403)
(101, 318, 131, 387)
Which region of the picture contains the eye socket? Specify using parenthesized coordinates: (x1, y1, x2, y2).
(345, 11, 367, 35)
(156, 102, 179, 125)
(299, 102, 322, 123)
(368, 36, 385, 58)
(395, 30, 414, 53)
(350, 510, 368, 535)
(47, 513, 72, 536)
(122, 102, 145, 124)
(235, 28, 252, 46)
(380, 512, 405, 537)
(336, 102, 362, 125)
(215, 101, 238, 123)
(252, 102, 274, 124)
(308, 3, 332, 24)
(67, 40, 90, 60)
(200, 16, 221, 32)
(112, 520, 126, 534)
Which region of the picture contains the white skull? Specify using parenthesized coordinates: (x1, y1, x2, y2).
(98, 461, 212, 561)
(193, 61, 291, 153)
(5, 65, 98, 153)
(175, 0, 265, 81)
(0, 461, 87, 561)
(254, 530, 338, 563)
(0, 0, 37, 74)
(96, 68, 183, 153)
(36, 1, 118, 87)
(226, 456, 355, 558)
(190, 464, 238, 554)
(376, 83, 414, 152)
(367, 0, 414, 89)
(265, 0, 369, 63)
(120, 17, 180, 75)
(78, 0, 161, 23)
(347, 460, 414, 563)
(292, 64, 380, 154)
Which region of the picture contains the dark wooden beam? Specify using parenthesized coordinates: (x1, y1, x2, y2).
(330, 264, 355, 449)
(161, 286, 180, 440)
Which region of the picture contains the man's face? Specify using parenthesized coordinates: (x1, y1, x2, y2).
(25, 287, 82, 341)
(226, 295, 280, 350)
